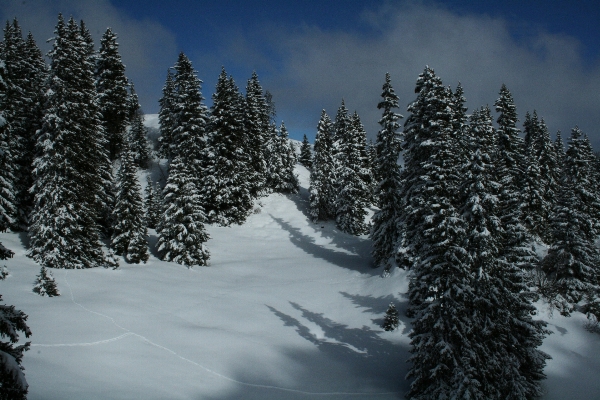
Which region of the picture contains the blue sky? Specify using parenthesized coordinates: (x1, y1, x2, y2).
(1, 0, 599, 146)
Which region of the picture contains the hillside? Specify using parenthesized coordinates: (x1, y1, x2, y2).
(1, 162, 600, 399)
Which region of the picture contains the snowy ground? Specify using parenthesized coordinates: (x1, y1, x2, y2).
(1, 162, 600, 399)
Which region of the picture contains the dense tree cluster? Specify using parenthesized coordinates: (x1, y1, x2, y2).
(308, 101, 373, 235)
(359, 66, 600, 398)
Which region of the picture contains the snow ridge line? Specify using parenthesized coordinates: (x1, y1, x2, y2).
(62, 270, 401, 397)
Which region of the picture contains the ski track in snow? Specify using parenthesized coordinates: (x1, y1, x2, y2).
(53, 270, 401, 397)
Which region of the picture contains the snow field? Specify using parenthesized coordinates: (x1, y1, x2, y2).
(0, 163, 598, 399)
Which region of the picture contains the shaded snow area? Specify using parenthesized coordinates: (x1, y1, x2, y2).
(1, 164, 599, 399)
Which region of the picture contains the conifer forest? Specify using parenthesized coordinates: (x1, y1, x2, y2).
(1, 15, 600, 400)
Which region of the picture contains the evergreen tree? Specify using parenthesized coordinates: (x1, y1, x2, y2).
(0, 265, 8, 280)
(403, 67, 473, 398)
(0, 54, 16, 232)
(371, 72, 403, 271)
(351, 111, 374, 206)
(382, 303, 399, 331)
(309, 110, 336, 222)
(126, 85, 150, 168)
(111, 148, 149, 264)
(144, 175, 161, 230)
(0, 241, 13, 260)
(299, 134, 313, 169)
(334, 110, 369, 236)
(244, 71, 269, 197)
(157, 156, 210, 267)
(96, 28, 129, 161)
(542, 127, 600, 315)
(202, 68, 253, 225)
(0, 294, 31, 400)
(273, 122, 299, 194)
(522, 111, 558, 241)
(32, 266, 60, 296)
(158, 69, 176, 159)
(28, 15, 106, 269)
(493, 85, 537, 273)
(170, 53, 210, 183)
(1, 21, 46, 229)
(461, 106, 549, 398)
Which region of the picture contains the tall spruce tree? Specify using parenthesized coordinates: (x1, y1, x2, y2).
(273, 122, 299, 194)
(0, 294, 31, 400)
(157, 156, 210, 267)
(158, 69, 176, 159)
(28, 15, 106, 269)
(0, 53, 16, 232)
(309, 110, 336, 222)
(1, 21, 46, 229)
(351, 111, 374, 206)
(244, 71, 269, 197)
(493, 85, 537, 273)
(96, 28, 129, 161)
(111, 148, 149, 264)
(542, 127, 600, 315)
(371, 73, 403, 271)
(202, 68, 253, 225)
(403, 67, 473, 398)
(334, 110, 369, 235)
(461, 106, 550, 398)
(522, 111, 558, 241)
(125, 83, 150, 168)
(299, 134, 313, 169)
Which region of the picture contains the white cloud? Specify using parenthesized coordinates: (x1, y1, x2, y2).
(259, 2, 600, 146)
(0, 0, 178, 114)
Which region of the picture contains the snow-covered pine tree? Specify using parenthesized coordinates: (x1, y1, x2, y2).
(351, 112, 374, 206)
(144, 175, 161, 230)
(264, 120, 285, 191)
(158, 69, 176, 159)
(403, 67, 473, 399)
(542, 126, 600, 316)
(170, 53, 210, 187)
(28, 15, 106, 269)
(0, 241, 13, 260)
(0, 265, 8, 280)
(493, 85, 537, 274)
(0, 293, 31, 400)
(202, 68, 253, 225)
(272, 122, 299, 194)
(0, 54, 16, 232)
(299, 134, 313, 169)
(461, 106, 549, 398)
(382, 303, 399, 331)
(157, 155, 210, 267)
(32, 266, 60, 296)
(96, 28, 129, 161)
(244, 71, 269, 197)
(334, 109, 369, 236)
(111, 148, 149, 264)
(371, 72, 403, 271)
(522, 111, 558, 241)
(309, 110, 337, 222)
(126, 84, 150, 168)
(1, 20, 47, 230)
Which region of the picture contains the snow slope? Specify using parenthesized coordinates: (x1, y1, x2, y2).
(1, 164, 599, 399)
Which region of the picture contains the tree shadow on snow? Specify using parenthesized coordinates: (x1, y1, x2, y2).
(200, 302, 409, 400)
(340, 292, 412, 335)
(270, 215, 378, 276)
